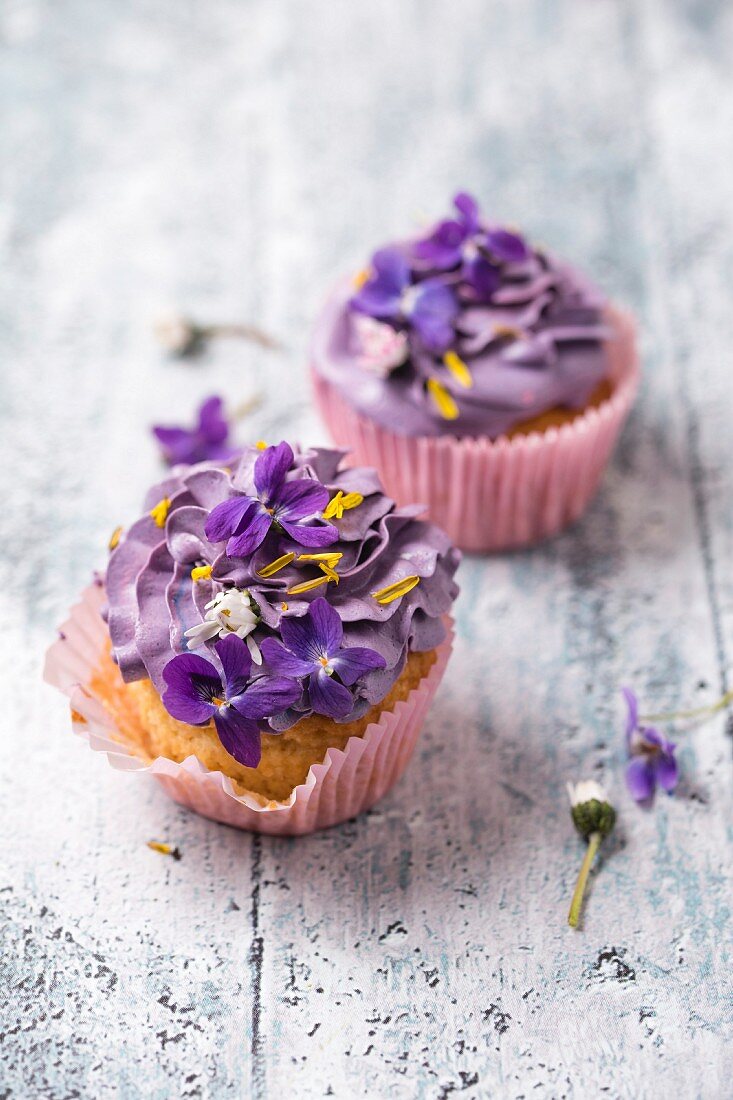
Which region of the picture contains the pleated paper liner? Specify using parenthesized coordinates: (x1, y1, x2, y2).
(312, 306, 639, 552)
(44, 583, 454, 836)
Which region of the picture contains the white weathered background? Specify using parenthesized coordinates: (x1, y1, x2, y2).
(2, 1, 732, 1097)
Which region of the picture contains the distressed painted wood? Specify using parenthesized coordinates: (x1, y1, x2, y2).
(1, 0, 732, 1096)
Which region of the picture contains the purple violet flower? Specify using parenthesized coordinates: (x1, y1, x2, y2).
(412, 192, 529, 302)
(260, 597, 386, 719)
(153, 395, 234, 467)
(162, 634, 300, 767)
(622, 687, 679, 801)
(204, 441, 338, 557)
(351, 247, 459, 354)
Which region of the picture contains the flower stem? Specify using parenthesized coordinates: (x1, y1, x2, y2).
(200, 323, 282, 350)
(640, 688, 733, 724)
(568, 831, 601, 928)
(231, 394, 263, 420)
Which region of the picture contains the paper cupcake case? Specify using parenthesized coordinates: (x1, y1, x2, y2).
(312, 306, 639, 552)
(44, 583, 454, 836)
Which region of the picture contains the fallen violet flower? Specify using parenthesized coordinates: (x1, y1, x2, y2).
(162, 634, 300, 767)
(621, 682, 733, 803)
(622, 687, 678, 802)
(153, 395, 235, 467)
(566, 780, 616, 929)
(205, 441, 338, 557)
(260, 597, 386, 719)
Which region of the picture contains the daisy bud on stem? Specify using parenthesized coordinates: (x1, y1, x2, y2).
(566, 781, 616, 929)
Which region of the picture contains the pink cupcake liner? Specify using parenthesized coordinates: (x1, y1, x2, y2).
(44, 584, 454, 836)
(312, 306, 639, 552)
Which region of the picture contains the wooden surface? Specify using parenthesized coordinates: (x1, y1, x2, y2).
(2, 1, 732, 1096)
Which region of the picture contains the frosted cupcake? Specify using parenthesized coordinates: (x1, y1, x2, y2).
(311, 192, 639, 551)
(45, 442, 459, 835)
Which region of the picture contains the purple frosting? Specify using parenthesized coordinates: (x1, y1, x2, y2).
(311, 196, 612, 440)
(105, 445, 460, 729)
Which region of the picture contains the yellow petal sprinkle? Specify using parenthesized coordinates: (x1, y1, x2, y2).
(150, 498, 171, 528)
(323, 491, 364, 520)
(108, 525, 123, 551)
(255, 440, 267, 450)
(427, 378, 459, 420)
(323, 491, 343, 519)
(372, 575, 421, 605)
(353, 268, 371, 289)
(257, 551, 296, 578)
(297, 552, 342, 568)
(287, 575, 331, 595)
(281, 602, 288, 611)
(191, 564, 213, 582)
(443, 350, 473, 389)
(147, 841, 181, 859)
(318, 562, 340, 583)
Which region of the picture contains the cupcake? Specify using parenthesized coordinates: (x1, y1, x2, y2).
(45, 442, 459, 835)
(311, 192, 639, 552)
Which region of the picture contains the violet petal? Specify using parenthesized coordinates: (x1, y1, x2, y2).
(254, 441, 294, 500)
(260, 638, 315, 679)
(331, 644, 386, 686)
(486, 228, 528, 263)
(153, 426, 197, 465)
(309, 667, 354, 719)
(308, 597, 343, 656)
(279, 518, 339, 547)
(276, 479, 330, 522)
(226, 508, 272, 557)
(279, 613, 321, 663)
(205, 496, 257, 543)
(621, 686, 639, 740)
(454, 191, 480, 233)
(230, 675, 302, 721)
(213, 707, 262, 767)
(654, 751, 679, 792)
(162, 652, 220, 725)
(197, 395, 229, 446)
(215, 633, 252, 698)
(625, 757, 656, 802)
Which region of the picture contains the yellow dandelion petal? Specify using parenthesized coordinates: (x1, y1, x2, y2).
(108, 525, 123, 551)
(372, 575, 421, 605)
(255, 440, 267, 450)
(281, 602, 288, 611)
(257, 551, 296, 578)
(324, 490, 363, 520)
(323, 491, 345, 520)
(287, 575, 331, 596)
(443, 350, 473, 389)
(146, 841, 180, 859)
(318, 562, 339, 583)
(150, 498, 171, 528)
(341, 491, 364, 511)
(353, 268, 371, 289)
(427, 378, 459, 420)
(297, 552, 342, 567)
(190, 564, 213, 582)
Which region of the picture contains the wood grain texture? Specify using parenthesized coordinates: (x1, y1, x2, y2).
(1, 0, 732, 1096)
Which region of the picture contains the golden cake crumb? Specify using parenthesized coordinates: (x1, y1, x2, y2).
(90, 644, 436, 803)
